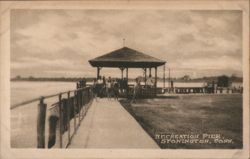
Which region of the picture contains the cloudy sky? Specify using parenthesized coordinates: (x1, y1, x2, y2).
(11, 10, 242, 78)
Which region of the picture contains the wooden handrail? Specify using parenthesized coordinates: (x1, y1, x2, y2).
(11, 86, 92, 110)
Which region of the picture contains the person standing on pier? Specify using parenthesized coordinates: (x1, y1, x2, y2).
(131, 78, 141, 103)
(93, 79, 98, 101)
(146, 74, 154, 88)
(107, 77, 112, 100)
(96, 76, 103, 97)
(113, 78, 119, 100)
(102, 76, 106, 97)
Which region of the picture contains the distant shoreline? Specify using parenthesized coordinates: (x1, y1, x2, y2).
(10, 77, 94, 82)
(10, 75, 243, 83)
(11, 80, 76, 82)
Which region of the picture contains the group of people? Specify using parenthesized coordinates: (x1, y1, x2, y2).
(93, 76, 128, 101)
(92, 75, 155, 103)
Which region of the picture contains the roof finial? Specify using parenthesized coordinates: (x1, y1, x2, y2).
(123, 38, 126, 47)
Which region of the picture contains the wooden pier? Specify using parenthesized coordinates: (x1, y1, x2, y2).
(68, 98, 159, 148)
(11, 84, 159, 148)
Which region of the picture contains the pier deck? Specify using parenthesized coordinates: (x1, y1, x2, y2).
(68, 98, 159, 148)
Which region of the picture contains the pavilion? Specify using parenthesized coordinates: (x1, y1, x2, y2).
(88, 47, 166, 96)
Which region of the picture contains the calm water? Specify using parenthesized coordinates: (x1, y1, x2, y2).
(11, 81, 76, 106)
(11, 81, 76, 148)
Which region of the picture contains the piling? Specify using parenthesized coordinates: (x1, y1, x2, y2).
(37, 97, 47, 148)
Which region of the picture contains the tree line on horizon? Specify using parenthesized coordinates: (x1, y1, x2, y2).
(11, 74, 243, 83)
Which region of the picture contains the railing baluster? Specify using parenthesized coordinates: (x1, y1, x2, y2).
(81, 89, 83, 113)
(74, 91, 77, 132)
(86, 88, 89, 111)
(67, 91, 71, 145)
(83, 89, 85, 113)
(58, 93, 63, 148)
(82, 89, 84, 117)
(80, 90, 82, 120)
(78, 90, 80, 126)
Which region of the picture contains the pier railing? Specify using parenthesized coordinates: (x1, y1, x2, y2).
(11, 85, 93, 148)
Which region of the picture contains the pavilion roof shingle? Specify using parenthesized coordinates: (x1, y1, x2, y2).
(89, 47, 166, 68)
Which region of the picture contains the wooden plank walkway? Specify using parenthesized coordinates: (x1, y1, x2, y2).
(68, 98, 159, 148)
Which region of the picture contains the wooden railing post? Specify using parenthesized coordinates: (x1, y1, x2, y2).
(58, 93, 63, 148)
(37, 97, 47, 148)
(90, 87, 92, 101)
(82, 90, 85, 118)
(67, 91, 71, 145)
(74, 91, 77, 132)
(78, 90, 80, 126)
(78, 89, 81, 113)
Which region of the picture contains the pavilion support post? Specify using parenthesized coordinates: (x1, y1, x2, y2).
(122, 69, 124, 79)
(97, 67, 101, 79)
(163, 64, 166, 90)
(169, 68, 171, 93)
(126, 68, 128, 80)
(120, 67, 125, 79)
(155, 67, 158, 96)
(149, 68, 152, 77)
(144, 68, 147, 85)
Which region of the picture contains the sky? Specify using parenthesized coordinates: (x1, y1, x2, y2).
(11, 10, 242, 79)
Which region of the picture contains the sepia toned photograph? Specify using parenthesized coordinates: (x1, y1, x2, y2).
(10, 9, 243, 149)
(0, 0, 249, 159)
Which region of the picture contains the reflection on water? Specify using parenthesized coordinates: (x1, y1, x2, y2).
(11, 81, 76, 148)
